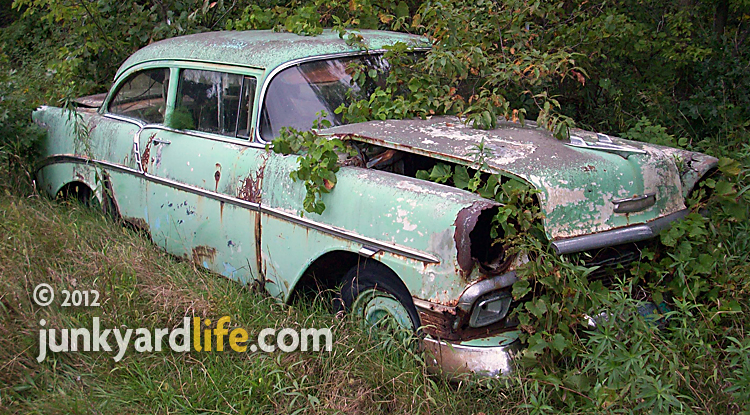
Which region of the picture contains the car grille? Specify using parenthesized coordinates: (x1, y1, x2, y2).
(580, 242, 646, 286)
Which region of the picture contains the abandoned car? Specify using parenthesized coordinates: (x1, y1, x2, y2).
(33, 30, 718, 377)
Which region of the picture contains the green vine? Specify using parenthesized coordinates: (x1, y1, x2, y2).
(270, 113, 354, 215)
(60, 88, 109, 207)
(416, 138, 545, 249)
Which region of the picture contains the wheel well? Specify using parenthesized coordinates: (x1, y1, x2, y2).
(57, 181, 95, 204)
(56, 177, 120, 219)
(339, 259, 422, 331)
(288, 250, 386, 303)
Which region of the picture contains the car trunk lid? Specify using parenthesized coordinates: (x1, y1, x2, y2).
(320, 116, 687, 241)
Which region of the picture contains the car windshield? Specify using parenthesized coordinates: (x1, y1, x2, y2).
(259, 55, 390, 141)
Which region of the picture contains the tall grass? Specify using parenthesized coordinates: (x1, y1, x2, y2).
(0, 193, 538, 414)
(2, 178, 748, 414)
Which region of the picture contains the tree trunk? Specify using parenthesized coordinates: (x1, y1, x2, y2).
(714, 0, 729, 37)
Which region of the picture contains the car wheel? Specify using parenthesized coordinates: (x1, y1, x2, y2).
(339, 261, 420, 332)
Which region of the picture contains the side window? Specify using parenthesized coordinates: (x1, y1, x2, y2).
(109, 68, 169, 123)
(172, 69, 256, 138)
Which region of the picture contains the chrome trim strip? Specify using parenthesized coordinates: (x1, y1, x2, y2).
(358, 246, 381, 257)
(134, 126, 145, 172)
(613, 192, 656, 213)
(144, 170, 261, 212)
(36, 154, 126, 177)
(551, 208, 690, 255)
(612, 193, 655, 204)
(263, 205, 439, 263)
(36, 154, 261, 212)
(254, 47, 431, 144)
(456, 271, 517, 313)
(104, 115, 267, 149)
(142, 124, 267, 149)
(412, 298, 456, 314)
(35, 154, 439, 264)
(567, 135, 647, 159)
(103, 113, 147, 127)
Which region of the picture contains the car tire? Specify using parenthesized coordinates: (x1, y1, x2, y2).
(338, 260, 421, 332)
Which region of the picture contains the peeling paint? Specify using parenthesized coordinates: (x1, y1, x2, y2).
(141, 133, 155, 174)
(116, 30, 430, 81)
(323, 116, 697, 240)
(238, 163, 265, 203)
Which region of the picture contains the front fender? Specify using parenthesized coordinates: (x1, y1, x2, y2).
(678, 151, 719, 197)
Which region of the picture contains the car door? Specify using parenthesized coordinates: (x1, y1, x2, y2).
(139, 65, 267, 286)
(100, 66, 172, 225)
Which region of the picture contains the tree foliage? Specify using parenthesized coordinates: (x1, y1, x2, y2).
(4, 0, 749, 145)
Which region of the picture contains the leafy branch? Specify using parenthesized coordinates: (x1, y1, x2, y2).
(270, 113, 354, 215)
(416, 140, 545, 253)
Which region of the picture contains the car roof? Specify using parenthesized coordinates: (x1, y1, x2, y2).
(115, 29, 429, 79)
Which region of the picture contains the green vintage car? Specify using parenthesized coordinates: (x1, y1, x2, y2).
(33, 30, 718, 377)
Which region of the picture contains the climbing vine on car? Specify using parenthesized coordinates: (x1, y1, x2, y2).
(417, 162, 545, 246)
(270, 113, 355, 215)
(60, 91, 111, 206)
(416, 138, 546, 249)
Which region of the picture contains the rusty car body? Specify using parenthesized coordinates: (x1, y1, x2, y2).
(33, 30, 718, 377)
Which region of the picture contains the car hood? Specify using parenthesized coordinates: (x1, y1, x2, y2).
(320, 116, 715, 241)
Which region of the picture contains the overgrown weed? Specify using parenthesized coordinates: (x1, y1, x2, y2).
(0, 193, 536, 414)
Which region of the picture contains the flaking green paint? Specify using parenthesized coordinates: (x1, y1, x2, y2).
(116, 30, 429, 81)
(32, 30, 719, 360)
(322, 116, 716, 241)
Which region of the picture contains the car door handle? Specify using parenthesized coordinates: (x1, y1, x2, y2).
(153, 138, 171, 145)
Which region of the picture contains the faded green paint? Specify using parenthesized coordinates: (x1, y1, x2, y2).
(31, 30, 722, 376)
(321, 116, 718, 240)
(261, 152, 495, 303)
(116, 30, 429, 80)
(140, 126, 267, 285)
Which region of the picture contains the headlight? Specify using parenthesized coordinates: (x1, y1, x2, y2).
(469, 290, 512, 328)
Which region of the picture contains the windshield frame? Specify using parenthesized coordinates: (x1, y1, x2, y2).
(254, 47, 430, 145)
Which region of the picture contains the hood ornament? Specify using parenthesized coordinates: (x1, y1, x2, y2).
(567, 134, 646, 159)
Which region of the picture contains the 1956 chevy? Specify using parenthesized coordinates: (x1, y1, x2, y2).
(33, 30, 718, 377)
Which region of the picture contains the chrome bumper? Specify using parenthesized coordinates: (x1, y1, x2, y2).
(423, 336, 523, 378)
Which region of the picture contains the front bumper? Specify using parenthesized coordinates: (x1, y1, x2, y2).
(423, 334, 523, 378)
(418, 210, 693, 379)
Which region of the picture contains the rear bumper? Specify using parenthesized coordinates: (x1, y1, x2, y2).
(423, 336, 523, 378)
(551, 208, 689, 255)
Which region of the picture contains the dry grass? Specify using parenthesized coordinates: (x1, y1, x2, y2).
(0, 192, 528, 414)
